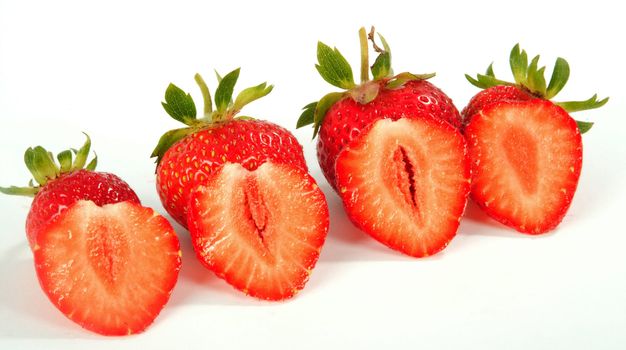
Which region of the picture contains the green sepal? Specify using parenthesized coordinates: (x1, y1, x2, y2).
(509, 44, 528, 84)
(525, 56, 547, 96)
(215, 68, 240, 113)
(371, 52, 391, 80)
(86, 152, 98, 171)
(162, 83, 197, 125)
(576, 120, 594, 134)
(297, 102, 317, 128)
(57, 150, 73, 172)
(387, 72, 436, 90)
(555, 94, 609, 113)
(2, 134, 99, 198)
(151, 127, 196, 165)
(316, 42, 356, 89)
(0, 185, 38, 197)
(545, 57, 570, 99)
(312, 92, 345, 138)
(195, 73, 212, 117)
(485, 63, 495, 77)
(233, 82, 274, 112)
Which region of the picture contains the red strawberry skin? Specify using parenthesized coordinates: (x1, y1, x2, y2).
(465, 99, 582, 234)
(34, 200, 181, 335)
(157, 119, 307, 227)
(461, 85, 534, 127)
(317, 80, 461, 188)
(26, 169, 139, 249)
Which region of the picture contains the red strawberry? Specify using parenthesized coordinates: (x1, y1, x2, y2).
(461, 85, 533, 127)
(297, 27, 469, 257)
(463, 44, 608, 234)
(188, 162, 328, 300)
(152, 69, 307, 227)
(1, 135, 181, 335)
(1, 135, 140, 249)
(336, 117, 470, 257)
(152, 69, 328, 299)
(35, 200, 180, 335)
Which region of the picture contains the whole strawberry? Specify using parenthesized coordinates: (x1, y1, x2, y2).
(463, 44, 608, 234)
(298, 27, 470, 257)
(153, 70, 328, 300)
(1, 135, 181, 335)
(152, 69, 307, 227)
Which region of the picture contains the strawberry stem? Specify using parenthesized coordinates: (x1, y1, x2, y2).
(194, 73, 212, 118)
(359, 27, 369, 83)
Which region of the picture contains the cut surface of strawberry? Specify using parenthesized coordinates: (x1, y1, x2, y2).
(188, 162, 328, 301)
(465, 100, 582, 234)
(335, 117, 470, 257)
(34, 200, 181, 335)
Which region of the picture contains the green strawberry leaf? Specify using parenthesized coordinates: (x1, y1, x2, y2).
(510, 44, 528, 84)
(72, 133, 91, 170)
(316, 42, 355, 90)
(297, 102, 317, 128)
(387, 72, 436, 90)
(194, 73, 212, 117)
(215, 68, 240, 113)
(151, 127, 196, 165)
(371, 52, 391, 80)
(545, 57, 570, 99)
(233, 82, 274, 112)
(576, 120, 594, 134)
(313, 92, 344, 138)
(162, 83, 197, 125)
(86, 152, 98, 171)
(57, 150, 73, 172)
(555, 94, 609, 113)
(485, 63, 495, 77)
(0, 185, 38, 197)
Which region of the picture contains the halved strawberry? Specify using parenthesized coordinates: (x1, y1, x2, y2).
(34, 200, 181, 335)
(187, 162, 328, 301)
(335, 117, 470, 257)
(463, 44, 608, 233)
(465, 100, 582, 234)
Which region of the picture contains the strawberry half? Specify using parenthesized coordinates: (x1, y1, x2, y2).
(152, 69, 307, 227)
(297, 27, 468, 257)
(336, 117, 470, 257)
(35, 200, 181, 335)
(188, 162, 328, 300)
(1, 136, 181, 335)
(463, 44, 608, 234)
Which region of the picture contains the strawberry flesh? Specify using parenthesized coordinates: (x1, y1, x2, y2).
(465, 99, 582, 234)
(335, 117, 470, 257)
(34, 200, 181, 335)
(188, 162, 328, 300)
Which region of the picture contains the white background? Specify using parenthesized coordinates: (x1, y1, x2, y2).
(1, 0, 625, 349)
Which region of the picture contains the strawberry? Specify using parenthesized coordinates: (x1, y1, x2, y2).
(153, 69, 328, 299)
(188, 162, 328, 300)
(463, 44, 608, 234)
(297, 27, 469, 257)
(1, 135, 140, 249)
(1, 136, 181, 335)
(152, 69, 307, 227)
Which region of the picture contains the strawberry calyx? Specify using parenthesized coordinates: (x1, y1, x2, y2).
(296, 26, 436, 138)
(151, 68, 274, 165)
(0, 133, 97, 197)
(465, 44, 608, 133)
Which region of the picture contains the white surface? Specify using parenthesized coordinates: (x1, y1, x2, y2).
(1, 0, 625, 349)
